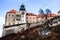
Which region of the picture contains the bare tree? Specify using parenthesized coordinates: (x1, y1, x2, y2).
(45, 9, 51, 17)
(39, 9, 45, 18)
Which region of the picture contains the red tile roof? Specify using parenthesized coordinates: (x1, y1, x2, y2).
(7, 9, 17, 13)
(7, 9, 57, 17)
(48, 14, 56, 17)
(36, 16, 41, 18)
(26, 13, 37, 16)
(37, 13, 57, 18)
(36, 14, 44, 18)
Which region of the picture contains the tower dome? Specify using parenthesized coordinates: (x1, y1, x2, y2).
(19, 4, 26, 11)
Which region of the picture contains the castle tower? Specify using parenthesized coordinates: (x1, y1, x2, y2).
(15, 4, 26, 24)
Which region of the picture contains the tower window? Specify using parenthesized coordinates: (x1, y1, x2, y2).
(22, 12, 25, 15)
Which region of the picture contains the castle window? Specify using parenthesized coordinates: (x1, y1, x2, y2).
(26, 17, 28, 19)
(22, 12, 25, 15)
(16, 15, 21, 18)
(16, 19, 20, 21)
(30, 17, 31, 19)
(12, 15, 14, 17)
(9, 15, 10, 16)
(16, 15, 21, 17)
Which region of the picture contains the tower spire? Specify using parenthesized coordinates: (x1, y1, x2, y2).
(19, 4, 25, 11)
(19, 4, 26, 11)
(19, 0, 26, 11)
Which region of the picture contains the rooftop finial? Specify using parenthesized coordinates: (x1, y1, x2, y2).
(19, 0, 26, 11)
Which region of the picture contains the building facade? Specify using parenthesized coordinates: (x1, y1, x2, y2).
(3, 4, 57, 36)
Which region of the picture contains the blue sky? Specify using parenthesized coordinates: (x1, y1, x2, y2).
(0, 0, 60, 37)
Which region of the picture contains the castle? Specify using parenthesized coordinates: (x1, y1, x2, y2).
(2, 4, 58, 36)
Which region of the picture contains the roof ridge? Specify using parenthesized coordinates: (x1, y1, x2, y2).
(7, 9, 17, 13)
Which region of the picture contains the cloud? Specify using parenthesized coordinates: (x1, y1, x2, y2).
(0, 16, 4, 37)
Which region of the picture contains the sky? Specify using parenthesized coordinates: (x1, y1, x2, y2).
(0, 0, 60, 37)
